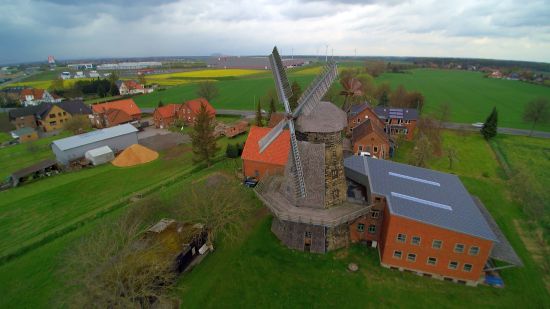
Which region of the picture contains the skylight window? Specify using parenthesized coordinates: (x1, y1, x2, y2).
(390, 192, 453, 211)
(388, 172, 441, 187)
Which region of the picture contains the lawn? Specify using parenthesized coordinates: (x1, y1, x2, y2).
(0, 131, 70, 180)
(0, 132, 11, 143)
(133, 74, 317, 109)
(377, 69, 550, 131)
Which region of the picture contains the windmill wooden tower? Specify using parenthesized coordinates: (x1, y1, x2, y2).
(255, 47, 370, 253)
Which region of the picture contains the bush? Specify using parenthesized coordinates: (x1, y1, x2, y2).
(236, 142, 244, 156)
(226, 144, 239, 158)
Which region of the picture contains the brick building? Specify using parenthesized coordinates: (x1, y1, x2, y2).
(351, 119, 391, 159)
(177, 98, 216, 126)
(347, 103, 385, 134)
(345, 156, 522, 286)
(8, 100, 92, 132)
(153, 104, 180, 128)
(241, 126, 289, 180)
(373, 106, 418, 141)
(91, 99, 141, 128)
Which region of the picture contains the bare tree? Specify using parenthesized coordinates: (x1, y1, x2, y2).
(417, 116, 443, 155)
(390, 84, 408, 107)
(174, 175, 256, 245)
(64, 115, 92, 134)
(197, 81, 219, 102)
(523, 97, 550, 136)
(409, 134, 433, 167)
(437, 102, 452, 129)
(364, 61, 386, 77)
(60, 204, 178, 308)
(445, 147, 458, 170)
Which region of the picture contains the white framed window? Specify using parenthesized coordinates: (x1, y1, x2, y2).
(469, 246, 480, 256)
(432, 240, 442, 249)
(371, 209, 380, 219)
(454, 243, 465, 253)
(374, 146, 378, 152)
(427, 257, 437, 266)
(368, 225, 376, 234)
(407, 253, 416, 262)
(448, 261, 458, 270)
(357, 223, 365, 232)
(358, 145, 363, 152)
(305, 231, 312, 238)
(463, 264, 473, 272)
(411, 236, 421, 246)
(397, 233, 406, 243)
(393, 250, 402, 259)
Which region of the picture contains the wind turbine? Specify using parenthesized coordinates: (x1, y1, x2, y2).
(258, 46, 338, 198)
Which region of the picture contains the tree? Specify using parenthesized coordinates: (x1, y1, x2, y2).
(225, 143, 239, 158)
(289, 81, 302, 110)
(158, 100, 164, 107)
(481, 107, 498, 140)
(64, 115, 92, 134)
(417, 116, 443, 155)
(107, 71, 119, 96)
(406, 91, 424, 111)
(523, 97, 550, 136)
(191, 104, 219, 166)
(197, 81, 219, 102)
(340, 72, 363, 113)
(96, 83, 107, 97)
(49, 77, 64, 92)
(255, 99, 263, 127)
(268, 97, 277, 121)
(390, 84, 408, 107)
(60, 206, 178, 308)
(445, 147, 458, 170)
(437, 102, 452, 129)
(410, 134, 433, 167)
(138, 74, 146, 86)
(376, 83, 391, 107)
(364, 61, 386, 77)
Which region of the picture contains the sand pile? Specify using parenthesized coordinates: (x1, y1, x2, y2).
(112, 144, 159, 167)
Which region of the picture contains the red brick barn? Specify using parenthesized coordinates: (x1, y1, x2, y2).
(345, 156, 522, 286)
(373, 107, 418, 141)
(351, 119, 390, 159)
(153, 104, 180, 128)
(241, 126, 290, 180)
(91, 99, 142, 128)
(177, 98, 216, 126)
(347, 103, 385, 134)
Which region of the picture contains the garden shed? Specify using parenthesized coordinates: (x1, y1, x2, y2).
(84, 146, 115, 166)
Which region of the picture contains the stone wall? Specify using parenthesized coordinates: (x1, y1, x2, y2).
(271, 218, 326, 253)
(296, 131, 347, 209)
(326, 223, 350, 251)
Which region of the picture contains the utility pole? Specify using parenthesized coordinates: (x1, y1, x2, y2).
(325, 45, 328, 62)
(331, 48, 334, 60)
(291, 48, 294, 60)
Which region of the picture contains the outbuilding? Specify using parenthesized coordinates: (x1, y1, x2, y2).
(51, 124, 138, 165)
(84, 146, 115, 166)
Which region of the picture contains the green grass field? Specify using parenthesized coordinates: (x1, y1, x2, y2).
(0, 131, 70, 180)
(378, 69, 550, 131)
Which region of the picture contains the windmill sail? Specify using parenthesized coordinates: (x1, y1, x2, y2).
(269, 47, 293, 104)
(293, 62, 338, 117)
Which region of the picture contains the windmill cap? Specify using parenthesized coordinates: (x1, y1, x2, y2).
(295, 101, 347, 133)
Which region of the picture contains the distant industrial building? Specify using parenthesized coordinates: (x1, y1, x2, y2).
(96, 62, 162, 70)
(51, 124, 138, 165)
(206, 56, 308, 70)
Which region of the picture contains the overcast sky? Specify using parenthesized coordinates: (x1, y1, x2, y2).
(1, 0, 549, 64)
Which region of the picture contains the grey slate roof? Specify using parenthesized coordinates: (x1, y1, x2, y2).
(52, 123, 138, 151)
(349, 103, 370, 116)
(351, 119, 388, 144)
(295, 101, 347, 133)
(374, 106, 418, 120)
(8, 100, 91, 120)
(344, 156, 497, 241)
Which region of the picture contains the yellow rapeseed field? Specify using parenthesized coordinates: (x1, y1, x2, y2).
(152, 69, 263, 78)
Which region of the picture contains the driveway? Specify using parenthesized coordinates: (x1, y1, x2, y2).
(137, 126, 173, 139)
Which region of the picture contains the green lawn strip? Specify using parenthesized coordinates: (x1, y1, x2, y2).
(0, 131, 70, 180)
(178, 214, 548, 308)
(0, 132, 12, 143)
(0, 162, 232, 308)
(377, 69, 550, 131)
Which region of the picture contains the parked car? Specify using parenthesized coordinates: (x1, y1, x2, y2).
(472, 122, 484, 128)
(243, 177, 258, 188)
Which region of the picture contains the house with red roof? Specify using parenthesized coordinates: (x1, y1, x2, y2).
(241, 126, 290, 180)
(115, 80, 152, 95)
(153, 104, 181, 128)
(91, 98, 141, 128)
(19, 88, 61, 106)
(177, 98, 216, 126)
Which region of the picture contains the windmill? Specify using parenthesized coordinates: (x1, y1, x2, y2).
(258, 46, 338, 198)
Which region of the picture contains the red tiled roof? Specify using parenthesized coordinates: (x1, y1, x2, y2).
(20, 88, 45, 100)
(92, 99, 141, 117)
(241, 126, 290, 166)
(123, 80, 144, 90)
(155, 104, 180, 119)
(184, 98, 216, 116)
(105, 108, 133, 126)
